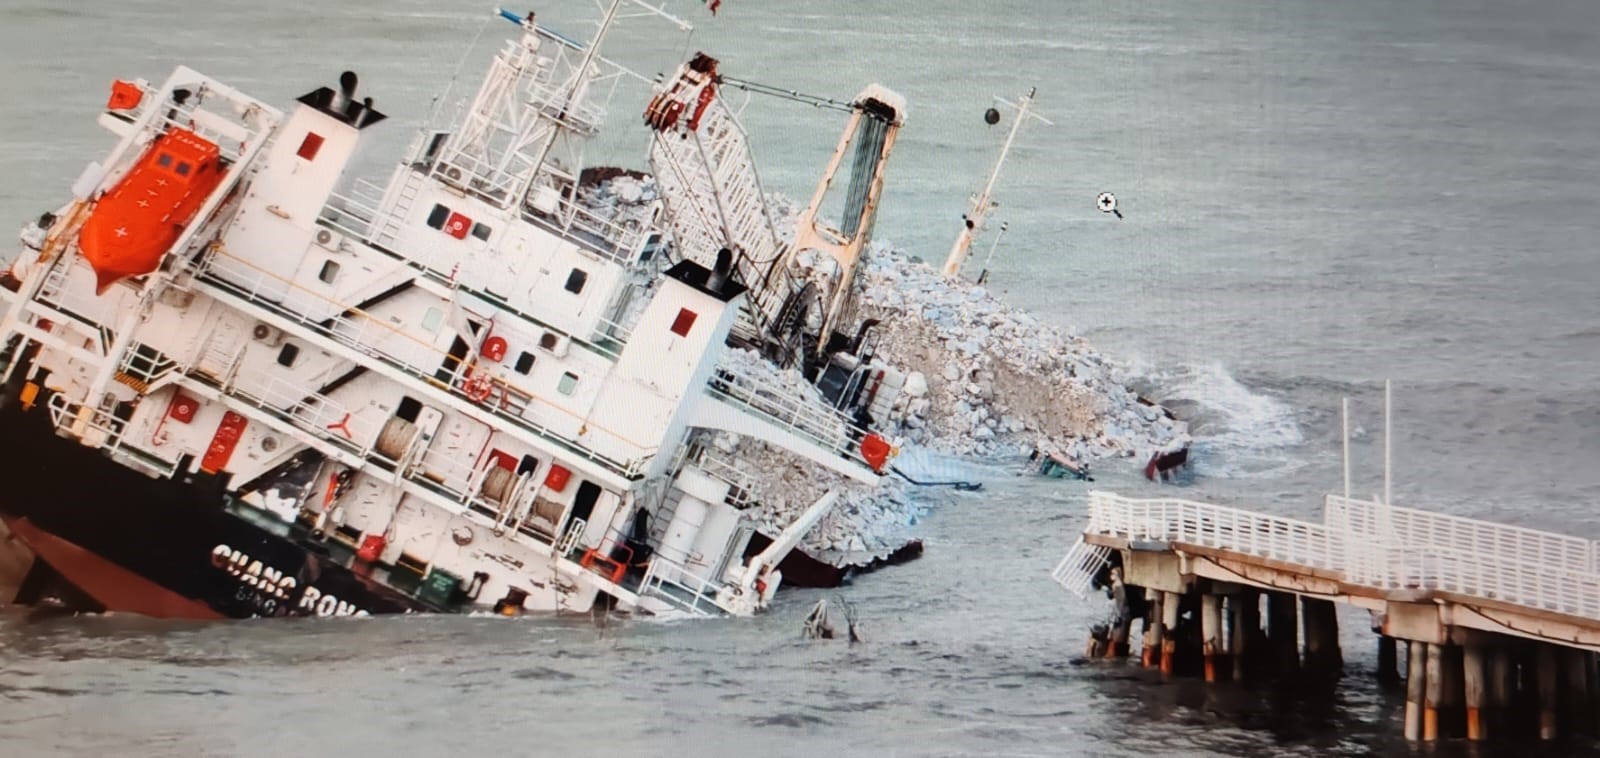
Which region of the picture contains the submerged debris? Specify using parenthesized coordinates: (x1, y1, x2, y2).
(803, 596, 863, 644)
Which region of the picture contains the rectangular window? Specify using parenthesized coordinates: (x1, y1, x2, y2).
(276, 344, 299, 367)
(175, 161, 192, 177)
(157, 153, 172, 168)
(564, 268, 588, 294)
(514, 351, 535, 375)
(670, 308, 697, 337)
(425, 204, 450, 229)
(297, 132, 324, 161)
(471, 222, 492, 241)
(421, 307, 442, 332)
(396, 396, 422, 423)
(557, 372, 578, 396)
(318, 260, 340, 284)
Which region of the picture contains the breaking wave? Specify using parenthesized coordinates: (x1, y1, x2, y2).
(1144, 362, 1304, 479)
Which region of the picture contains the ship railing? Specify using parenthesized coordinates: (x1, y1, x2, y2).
(516, 180, 650, 267)
(434, 155, 521, 211)
(554, 517, 588, 556)
(687, 447, 757, 510)
(638, 553, 725, 616)
(45, 393, 179, 479)
(705, 362, 875, 470)
(587, 313, 635, 359)
(195, 246, 657, 479)
(320, 179, 386, 241)
(224, 371, 381, 458)
(414, 444, 480, 500)
(33, 257, 103, 327)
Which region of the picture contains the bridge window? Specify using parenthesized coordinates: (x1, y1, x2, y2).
(426, 204, 450, 229)
(396, 396, 422, 423)
(318, 260, 340, 284)
(670, 308, 697, 337)
(557, 372, 578, 396)
(564, 268, 587, 295)
(297, 132, 324, 161)
(514, 351, 535, 375)
(276, 344, 300, 367)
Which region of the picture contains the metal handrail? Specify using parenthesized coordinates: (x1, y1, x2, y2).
(196, 246, 656, 478)
(1076, 491, 1600, 621)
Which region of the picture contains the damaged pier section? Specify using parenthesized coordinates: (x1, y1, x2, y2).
(1056, 491, 1600, 744)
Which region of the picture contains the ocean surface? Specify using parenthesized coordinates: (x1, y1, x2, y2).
(3, 0, 1598, 755)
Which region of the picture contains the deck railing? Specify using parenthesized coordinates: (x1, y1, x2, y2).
(1074, 490, 1600, 622)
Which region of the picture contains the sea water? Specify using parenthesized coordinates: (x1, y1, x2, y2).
(2, 0, 1598, 754)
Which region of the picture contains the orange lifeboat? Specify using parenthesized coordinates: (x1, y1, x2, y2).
(78, 128, 224, 294)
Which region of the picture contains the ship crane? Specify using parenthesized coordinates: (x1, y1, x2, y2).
(941, 88, 1051, 281)
(645, 61, 904, 369)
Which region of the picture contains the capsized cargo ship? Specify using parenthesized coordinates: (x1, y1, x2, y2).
(0, 4, 917, 619)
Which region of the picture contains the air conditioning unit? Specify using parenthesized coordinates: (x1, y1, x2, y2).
(314, 228, 340, 250)
(537, 330, 569, 358)
(252, 322, 285, 347)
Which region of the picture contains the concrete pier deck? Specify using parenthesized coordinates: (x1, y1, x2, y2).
(1056, 490, 1600, 743)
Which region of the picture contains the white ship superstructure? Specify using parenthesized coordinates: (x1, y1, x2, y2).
(0, 6, 908, 619)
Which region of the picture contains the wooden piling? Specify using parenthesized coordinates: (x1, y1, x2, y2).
(1488, 646, 1512, 738)
(1105, 572, 1132, 659)
(1202, 594, 1224, 682)
(1160, 590, 1179, 676)
(1424, 642, 1442, 742)
(1538, 644, 1558, 740)
(1265, 592, 1299, 675)
(1566, 646, 1591, 736)
(1377, 636, 1400, 687)
(1300, 597, 1341, 680)
(1231, 589, 1258, 682)
(1405, 640, 1426, 742)
(1440, 644, 1463, 738)
(1463, 644, 1486, 741)
(1141, 590, 1163, 668)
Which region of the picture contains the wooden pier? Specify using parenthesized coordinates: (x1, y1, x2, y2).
(1056, 490, 1600, 743)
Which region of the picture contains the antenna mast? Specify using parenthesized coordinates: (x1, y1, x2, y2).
(941, 87, 1048, 280)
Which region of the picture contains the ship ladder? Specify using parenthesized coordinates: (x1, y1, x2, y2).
(1051, 537, 1114, 599)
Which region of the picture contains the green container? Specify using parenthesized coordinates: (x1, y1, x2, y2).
(418, 568, 462, 609)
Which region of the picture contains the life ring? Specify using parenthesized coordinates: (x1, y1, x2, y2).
(464, 372, 493, 403)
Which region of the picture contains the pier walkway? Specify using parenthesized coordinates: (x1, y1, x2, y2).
(1054, 490, 1600, 743)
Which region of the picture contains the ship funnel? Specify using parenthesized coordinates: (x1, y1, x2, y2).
(295, 70, 386, 129)
(708, 247, 733, 290)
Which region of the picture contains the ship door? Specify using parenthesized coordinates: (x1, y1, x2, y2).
(433, 321, 481, 384)
(570, 480, 601, 524)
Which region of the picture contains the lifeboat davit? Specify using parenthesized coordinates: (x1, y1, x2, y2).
(78, 128, 224, 294)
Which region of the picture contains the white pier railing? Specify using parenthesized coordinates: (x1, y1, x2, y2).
(1063, 490, 1600, 623)
(1085, 492, 1342, 572)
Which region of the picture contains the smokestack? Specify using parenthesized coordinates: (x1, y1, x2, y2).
(708, 247, 733, 290)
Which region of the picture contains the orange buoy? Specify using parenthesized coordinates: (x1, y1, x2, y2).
(860, 433, 891, 473)
(78, 128, 224, 294)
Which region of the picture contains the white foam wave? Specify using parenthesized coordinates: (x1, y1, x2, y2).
(1153, 362, 1304, 479)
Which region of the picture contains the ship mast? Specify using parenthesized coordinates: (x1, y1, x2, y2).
(940, 87, 1049, 280)
(430, 3, 687, 216)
